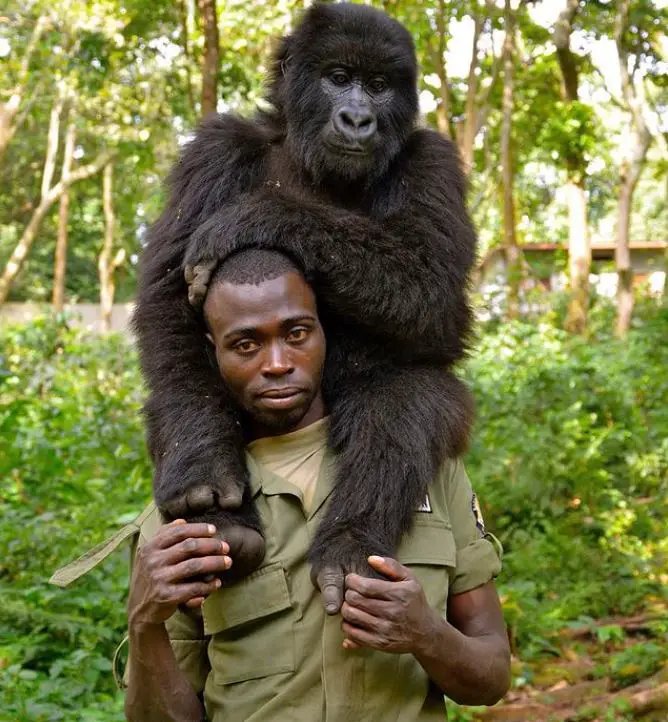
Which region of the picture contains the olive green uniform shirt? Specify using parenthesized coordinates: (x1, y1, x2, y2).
(52, 451, 501, 721)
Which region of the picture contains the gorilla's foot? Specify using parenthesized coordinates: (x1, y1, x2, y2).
(160, 483, 244, 521)
(309, 525, 392, 615)
(188, 509, 266, 581)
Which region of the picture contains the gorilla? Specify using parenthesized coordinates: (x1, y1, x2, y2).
(133, 2, 476, 608)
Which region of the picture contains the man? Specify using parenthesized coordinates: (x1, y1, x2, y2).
(122, 248, 509, 722)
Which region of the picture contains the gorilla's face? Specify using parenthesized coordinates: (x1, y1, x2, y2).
(318, 67, 392, 174)
(279, 4, 419, 186)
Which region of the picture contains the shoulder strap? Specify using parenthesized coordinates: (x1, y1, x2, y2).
(49, 503, 156, 588)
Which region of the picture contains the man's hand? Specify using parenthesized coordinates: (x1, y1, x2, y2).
(128, 519, 233, 629)
(340, 555, 438, 654)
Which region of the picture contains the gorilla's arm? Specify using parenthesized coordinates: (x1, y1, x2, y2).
(133, 114, 270, 517)
(185, 131, 475, 366)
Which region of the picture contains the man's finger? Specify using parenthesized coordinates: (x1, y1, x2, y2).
(344, 588, 394, 616)
(367, 555, 412, 582)
(161, 537, 229, 564)
(341, 621, 380, 649)
(155, 523, 218, 549)
(345, 573, 398, 600)
(167, 553, 233, 582)
(341, 602, 382, 631)
(317, 565, 345, 615)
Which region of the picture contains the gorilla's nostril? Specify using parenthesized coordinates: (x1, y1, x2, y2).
(335, 107, 377, 140)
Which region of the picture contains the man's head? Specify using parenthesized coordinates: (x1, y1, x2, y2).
(203, 249, 326, 439)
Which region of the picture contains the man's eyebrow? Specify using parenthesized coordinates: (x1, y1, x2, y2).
(222, 326, 258, 341)
(222, 315, 316, 341)
(281, 314, 317, 326)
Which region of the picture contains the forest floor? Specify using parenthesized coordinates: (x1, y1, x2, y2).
(471, 606, 668, 722)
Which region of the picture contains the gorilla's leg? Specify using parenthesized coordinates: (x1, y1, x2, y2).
(309, 361, 473, 612)
(146, 392, 266, 578)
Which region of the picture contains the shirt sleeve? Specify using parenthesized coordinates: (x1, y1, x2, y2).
(122, 513, 212, 695)
(446, 459, 503, 596)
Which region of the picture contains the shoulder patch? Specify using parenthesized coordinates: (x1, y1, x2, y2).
(471, 492, 485, 534)
(416, 494, 432, 513)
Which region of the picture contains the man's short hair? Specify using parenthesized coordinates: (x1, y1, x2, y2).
(210, 249, 302, 289)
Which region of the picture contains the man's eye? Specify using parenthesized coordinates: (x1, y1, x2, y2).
(287, 327, 309, 343)
(234, 340, 258, 354)
(368, 77, 388, 93)
(330, 69, 349, 86)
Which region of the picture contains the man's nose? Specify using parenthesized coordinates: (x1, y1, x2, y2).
(261, 343, 294, 376)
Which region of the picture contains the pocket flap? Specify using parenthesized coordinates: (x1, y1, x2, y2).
(398, 518, 456, 566)
(203, 562, 291, 635)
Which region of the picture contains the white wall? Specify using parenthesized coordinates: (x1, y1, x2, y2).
(0, 303, 136, 334)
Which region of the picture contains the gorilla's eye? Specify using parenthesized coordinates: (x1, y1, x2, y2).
(368, 77, 388, 94)
(329, 69, 349, 86)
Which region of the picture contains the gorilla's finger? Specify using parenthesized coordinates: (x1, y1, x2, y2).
(187, 485, 217, 513)
(216, 486, 243, 509)
(317, 565, 345, 615)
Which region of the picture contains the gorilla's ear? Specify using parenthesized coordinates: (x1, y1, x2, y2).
(275, 34, 294, 76)
(280, 55, 292, 77)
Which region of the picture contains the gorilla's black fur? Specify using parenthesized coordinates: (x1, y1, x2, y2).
(133, 2, 477, 586)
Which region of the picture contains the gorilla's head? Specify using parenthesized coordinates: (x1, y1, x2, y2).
(268, 3, 419, 186)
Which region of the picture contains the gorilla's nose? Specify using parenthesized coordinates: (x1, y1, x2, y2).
(334, 106, 377, 143)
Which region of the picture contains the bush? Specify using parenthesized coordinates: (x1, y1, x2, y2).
(0, 316, 151, 720)
(465, 299, 668, 656)
(1, 300, 666, 718)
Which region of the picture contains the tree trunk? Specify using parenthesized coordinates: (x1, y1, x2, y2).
(614, 0, 653, 338)
(198, 0, 220, 117)
(52, 121, 76, 311)
(0, 15, 47, 164)
(0, 151, 113, 304)
(554, 0, 590, 334)
(433, 0, 452, 138)
(460, 13, 484, 172)
(41, 88, 65, 201)
(98, 162, 125, 332)
(179, 0, 196, 115)
(501, 0, 519, 319)
(564, 179, 590, 334)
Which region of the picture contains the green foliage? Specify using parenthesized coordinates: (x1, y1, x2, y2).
(608, 642, 665, 689)
(1, 299, 666, 718)
(464, 299, 668, 657)
(0, 315, 151, 719)
(537, 100, 601, 177)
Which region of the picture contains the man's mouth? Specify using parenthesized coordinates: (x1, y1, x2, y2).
(257, 387, 306, 408)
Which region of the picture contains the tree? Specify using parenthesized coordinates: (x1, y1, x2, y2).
(0, 13, 47, 164)
(52, 115, 75, 311)
(501, 0, 520, 318)
(553, 0, 591, 335)
(198, 0, 220, 116)
(457, 0, 500, 173)
(98, 162, 125, 331)
(0, 88, 112, 304)
(613, 0, 663, 337)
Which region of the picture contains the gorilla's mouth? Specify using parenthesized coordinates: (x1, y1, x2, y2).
(326, 142, 371, 157)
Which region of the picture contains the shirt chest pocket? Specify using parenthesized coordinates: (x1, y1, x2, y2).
(202, 561, 296, 685)
(397, 517, 457, 617)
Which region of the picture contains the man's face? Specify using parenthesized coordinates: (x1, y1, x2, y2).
(204, 271, 326, 437)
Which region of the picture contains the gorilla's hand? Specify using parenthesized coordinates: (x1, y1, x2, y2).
(183, 194, 318, 289)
